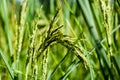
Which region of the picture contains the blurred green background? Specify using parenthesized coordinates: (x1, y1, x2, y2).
(0, 0, 120, 80)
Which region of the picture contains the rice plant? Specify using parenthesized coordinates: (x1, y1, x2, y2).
(0, 0, 120, 80)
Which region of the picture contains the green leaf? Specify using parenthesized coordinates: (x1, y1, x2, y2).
(60, 60, 80, 80)
(0, 49, 14, 79)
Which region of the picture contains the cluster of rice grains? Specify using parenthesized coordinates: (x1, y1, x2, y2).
(0, 0, 120, 80)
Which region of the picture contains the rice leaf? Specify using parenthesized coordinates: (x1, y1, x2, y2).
(0, 49, 14, 79)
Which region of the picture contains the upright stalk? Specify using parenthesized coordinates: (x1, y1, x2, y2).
(17, 0, 27, 64)
(100, 0, 114, 59)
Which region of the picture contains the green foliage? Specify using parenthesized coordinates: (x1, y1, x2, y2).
(0, 0, 120, 80)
